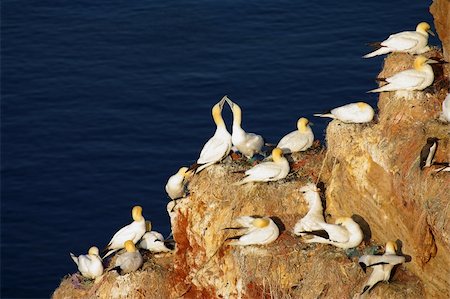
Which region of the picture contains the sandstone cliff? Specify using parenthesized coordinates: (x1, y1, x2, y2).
(53, 3, 450, 298)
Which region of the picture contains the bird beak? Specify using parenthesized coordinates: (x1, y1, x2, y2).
(224, 96, 234, 108)
(426, 59, 439, 64)
(218, 96, 227, 109)
(427, 29, 435, 37)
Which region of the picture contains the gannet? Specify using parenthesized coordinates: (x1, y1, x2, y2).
(225, 216, 279, 246)
(235, 148, 289, 185)
(368, 56, 436, 93)
(193, 96, 232, 173)
(314, 102, 374, 124)
(419, 137, 438, 169)
(70, 246, 103, 279)
(165, 167, 190, 200)
(442, 93, 450, 122)
(111, 240, 144, 275)
(276, 118, 314, 154)
(139, 221, 174, 253)
(103, 206, 146, 258)
(364, 22, 433, 58)
(224, 96, 264, 158)
(293, 183, 325, 236)
(300, 217, 363, 249)
(358, 241, 406, 295)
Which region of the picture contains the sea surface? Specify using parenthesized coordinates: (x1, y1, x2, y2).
(1, 1, 436, 297)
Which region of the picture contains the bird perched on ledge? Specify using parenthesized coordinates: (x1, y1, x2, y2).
(419, 137, 438, 169)
(165, 167, 190, 200)
(363, 22, 433, 58)
(225, 96, 264, 159)
(314, 102, 374, 124)
(70, 246, 103, 279)
(103, 206, 146, 258)
(293, 183, 325, 236)
(225, 216, 279, 246)
(139, 221, 174, 253)
(110, 240, 143, 275)
(358, 241, 406, 296)
(299, 217, 363, 249)
(234, 147, 289, 185)
(191, 96, 232, 173)
(368, 55, 437, 93)
(276, 117, 314, 154)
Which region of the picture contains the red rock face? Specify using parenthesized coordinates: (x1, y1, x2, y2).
(430, 0, 450, 61)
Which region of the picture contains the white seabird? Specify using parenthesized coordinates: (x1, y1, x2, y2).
(368, 56, 437, 93)
(235, 147, 289, 185)
(194, 96, 232, 173)
(419, 137, 438, 169)
(358, 241, 406, 295)
(103, 206, 146, 258)
(293, 183, 325, 236)
(139, 221, 174, 253)
(70, 246, 103, 279)
(165, 167, 190, 200)
(111, 240, 144, 275)
(442, 93, 450, 122)
(276, 117, 314, 154)
(314, 102, 375, 124)
(225, 96, 264, 158)
(363, 22, 433, 58)
(225, 216, 279, 246)
(301, 217, 363, 249)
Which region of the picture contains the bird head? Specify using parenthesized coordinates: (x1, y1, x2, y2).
(178, 167, 190, 177)
(416, 22, 434, 36)
(145, 220, 152, 232)
(271, 147, 284, 162)
(132, 206, 144, 222)
(299, 183, 319, 195)
(88, 246, 99, 256)
(212, 97, 226, 126)
(252, 217, 271, 228)
(413, 55, 438, 70)
(124, 240, 137, 253)
(297, 117, 310, 132)
(357, 102, 370, 110)
(385, 241, 397, 254)
(335, 217, 350, 225)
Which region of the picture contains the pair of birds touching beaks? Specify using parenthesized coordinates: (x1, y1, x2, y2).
(70, 206, 174, 279)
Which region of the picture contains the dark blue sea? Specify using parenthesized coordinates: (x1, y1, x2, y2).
(1, 1, 437, 297)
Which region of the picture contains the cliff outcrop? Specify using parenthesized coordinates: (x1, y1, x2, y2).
(53, 5, 449, 298)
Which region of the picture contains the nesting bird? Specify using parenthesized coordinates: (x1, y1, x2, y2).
(103, 206, 146, 258)
(368, 55, 436, 92)
(314, 102, 375, 124)
(225, 216, 279, 246)
(139, 221, 174, 253)
(293, 183, 325, 236)
(419, 137, 438, 169)
(276, 118, 314, 154)
(111, 240, 144, 275)
(193, 96, 232, 173)
(358, 241, 406, 295)
(225, 96, 264, 158)
(300, 217, 363, 249)
(235, 148, 289, 185)
(165, 167, 190, 200)
(363, 22, 433, 58)
(70, 246, 103, 279)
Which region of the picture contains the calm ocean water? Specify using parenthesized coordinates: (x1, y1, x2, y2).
(2, 0, 436, 297)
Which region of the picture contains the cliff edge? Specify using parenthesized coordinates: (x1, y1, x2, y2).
(53, 3, 449, 298)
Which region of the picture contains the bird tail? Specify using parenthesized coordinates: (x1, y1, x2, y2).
(102, 248, 118, 259)
(367, 84, 393, 93)
(108, 266, 123, 275)
(363, 47, 391, 58)
(70, 253, 78, 266)
(187, 163, 202, 173)
(313, 113, 335, 119)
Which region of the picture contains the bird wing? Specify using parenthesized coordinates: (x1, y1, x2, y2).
(277, 131, 301, 151)
(320, 222, 349, 243)
(108, 224, 137, 249)
(237, 227, 275, 245)
(386, 70, 425, 89)
(382, 32, 420, 51)
(244, 133, 264, 150)
(198, 135, 230, 164)
(244, 162, 283, 181)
